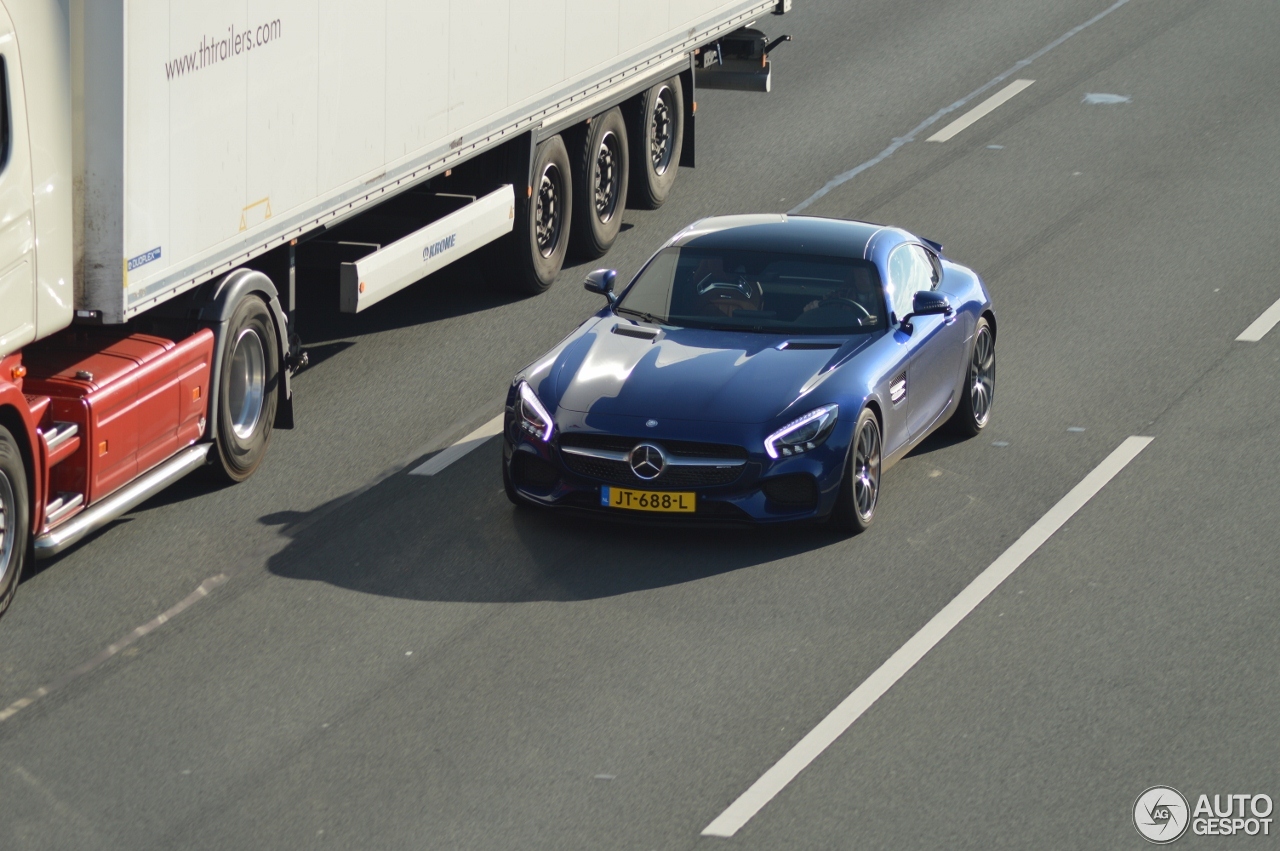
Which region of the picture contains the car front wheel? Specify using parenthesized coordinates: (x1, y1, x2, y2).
(831, 408, 881, 534)
(949, 317, 995, 437)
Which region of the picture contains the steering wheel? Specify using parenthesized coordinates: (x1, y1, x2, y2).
(696, 275, 758, 300)
(814, 297, 874, 323)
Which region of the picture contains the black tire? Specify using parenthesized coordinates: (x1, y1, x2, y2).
(627, 77, 683, 210)
(830, 408, 882, 535)
(502, 452, 523, 506)
(492, 135, 573, 295)
(570, 107, 630, 259)
(213, 295, 279, 483)
(0, 425, 31, 618)
(949, 317, 995, 437)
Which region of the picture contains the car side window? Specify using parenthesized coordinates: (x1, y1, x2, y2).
(887, 244, 932, 320)
(910, 244, 941, 289)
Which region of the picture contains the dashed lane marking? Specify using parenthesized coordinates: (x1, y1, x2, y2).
(926, 80, 1035, 142)
(789, 0, 1136, 212)
(1236, 296, 1280, 342)
(409, 414, 504, 476)
(0, 574, 228, 726)
(701, 436, 1154, 838)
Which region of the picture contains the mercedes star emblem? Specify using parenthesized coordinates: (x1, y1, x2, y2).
(629, 443, 666, 480)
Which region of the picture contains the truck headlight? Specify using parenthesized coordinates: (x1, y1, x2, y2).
(765, 404, 838, 459)
(517, 381, 555, 442)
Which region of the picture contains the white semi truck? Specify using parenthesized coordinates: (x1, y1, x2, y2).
(0, 0, 792, 616)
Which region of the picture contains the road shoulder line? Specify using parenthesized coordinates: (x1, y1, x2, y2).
(701, 436, 1154, 838)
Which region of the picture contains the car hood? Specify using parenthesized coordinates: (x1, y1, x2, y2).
(552, 321, 867, 424)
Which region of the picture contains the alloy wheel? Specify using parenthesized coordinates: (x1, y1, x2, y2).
(853, 418, 881, 521)
(969, 326, 995, 427)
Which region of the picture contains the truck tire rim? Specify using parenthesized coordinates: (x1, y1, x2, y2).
(229, 327, 267, 441)
(969, 326, 995, 426)
(853, 419, 880, 521)
(594, 130, 621, 224)
(535, 162, 563, 257)
(0, 472, 15, 588)
(650, 87, 674, 175)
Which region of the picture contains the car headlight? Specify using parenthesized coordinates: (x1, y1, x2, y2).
(517, 381, 555, 442)
(765, 404, 839, 459)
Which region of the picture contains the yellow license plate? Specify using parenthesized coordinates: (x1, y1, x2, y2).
(601, 486, 696, 513)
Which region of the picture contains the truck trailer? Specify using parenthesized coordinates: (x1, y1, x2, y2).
(0, 0, 793, 616)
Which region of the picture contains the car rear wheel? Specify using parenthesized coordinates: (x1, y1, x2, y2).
(949, 317, 995, 437)
(831, 408, 881, 534)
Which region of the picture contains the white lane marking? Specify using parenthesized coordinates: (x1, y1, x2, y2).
(409, 414, 504, 476)
(1236, 296, 1280, 342)
(0, 574, 228, 725)
(701, 436, 1154, 838)
(926, 80, 1035, 142)
(789, 0, 1135, 212)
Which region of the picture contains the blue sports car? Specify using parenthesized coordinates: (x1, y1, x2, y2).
(502, 215, 996, 531)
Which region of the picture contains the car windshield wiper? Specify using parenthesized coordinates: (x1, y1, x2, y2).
(614, 306, 665, 324)
(692, 322, 772, 333)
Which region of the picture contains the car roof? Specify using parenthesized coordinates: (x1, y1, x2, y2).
(668, 215, 888, 260)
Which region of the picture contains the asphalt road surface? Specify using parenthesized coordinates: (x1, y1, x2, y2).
(3, 0, 1279, 848)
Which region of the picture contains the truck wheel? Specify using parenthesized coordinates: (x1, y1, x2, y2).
(0, 425, 30, 618)
(495, 134, 572, 295)
(628, 78, 683, 210)
(570, 107, 629, 259)
(213, 295, 279, 482)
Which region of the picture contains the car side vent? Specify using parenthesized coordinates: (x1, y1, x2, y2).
(777, 340, 841, 350)
(612, 324, 660, 341)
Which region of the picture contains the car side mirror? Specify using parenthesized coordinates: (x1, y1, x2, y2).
(899, 290, 952, 333)
(584, 269, 618, 305)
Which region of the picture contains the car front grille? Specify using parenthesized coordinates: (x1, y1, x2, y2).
(558, 433, 748, 460)
(560, 454, 744, 488)
(557, 433, 748, 489)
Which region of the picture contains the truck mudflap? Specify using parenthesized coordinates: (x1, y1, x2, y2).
(338, 185, 516, 314)
(695, 28, 793, 93)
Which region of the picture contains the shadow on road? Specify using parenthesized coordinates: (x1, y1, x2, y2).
(263, 441, 836, 603)
(904, 423, 971, 458)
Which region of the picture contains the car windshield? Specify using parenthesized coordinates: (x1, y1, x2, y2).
(614, 247, 887, 334)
